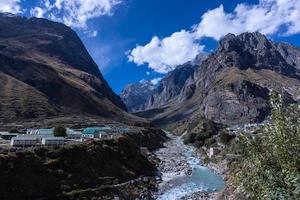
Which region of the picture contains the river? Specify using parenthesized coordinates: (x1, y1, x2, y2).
(154, 134, 225, 200)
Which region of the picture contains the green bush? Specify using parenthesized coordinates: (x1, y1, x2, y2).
(54, 126, 67, 137)
(234, 92, 300, 199)
(219, 131, 234, 144)
(205, 137, 217, 146)
(183, 132, 196, 144)
(183, 120, 222, 147)
(9, 128, 19, 133)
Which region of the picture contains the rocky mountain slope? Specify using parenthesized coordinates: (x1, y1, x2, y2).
(0, 14, 144, 125)
(124, 32, 300, 127)
(121, 80, 156, 112)
(121, 62, 200, 112)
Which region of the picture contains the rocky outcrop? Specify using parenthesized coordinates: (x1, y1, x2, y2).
(121, 81, 156, 112)
(145, 63, 198, 109)
(126, 32, 300, 127)
(0, 128, 167, 200)
(0, 15, 145, 125)
(121, 62, 199, 112)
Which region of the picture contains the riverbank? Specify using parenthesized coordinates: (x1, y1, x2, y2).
(153, 134, 225, 200)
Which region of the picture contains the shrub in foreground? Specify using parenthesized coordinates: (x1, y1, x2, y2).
(234, 92, 300, 199)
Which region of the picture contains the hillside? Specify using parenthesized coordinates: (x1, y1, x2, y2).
(0, 128, 167, 200)
(0, 15, 146, 126)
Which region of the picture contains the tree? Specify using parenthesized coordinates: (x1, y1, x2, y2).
(234, 92, 300, 199)
(9, 128, 19, 133)
(54, 126, 67, 137)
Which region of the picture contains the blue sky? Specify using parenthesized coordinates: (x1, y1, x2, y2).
(1, 0, 300, 93)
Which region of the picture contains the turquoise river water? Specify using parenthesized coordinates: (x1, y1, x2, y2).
(155, 135, 225, 200)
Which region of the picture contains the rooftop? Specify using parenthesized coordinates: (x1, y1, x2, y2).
(12, 137, 38, 141)
(0, 133, 18, 136)
(83, 127, 111, 135)
(42, 137, 65, 140)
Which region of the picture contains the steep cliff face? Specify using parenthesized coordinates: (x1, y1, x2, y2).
(0, 15, 141, 124)
(121, 81, 156, 112)
(128, 32, 300, 127)
(145, 63, 198, 109)
(121, 62, 200, 112)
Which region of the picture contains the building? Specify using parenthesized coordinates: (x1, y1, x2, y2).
(66, 129, 82, 140)
(0, 133, 18, 140)
(208, 147, 221, 158)
(10, 137, 38, 147)
(66, 132, 82, 140)
(82, 133, 95, 139)
(82, 127, 112, 139)
(98, 132, 114, 140)
(16, 134, 54, 143)
(27, 128, 54, 135)
(41, 137, 65, 146)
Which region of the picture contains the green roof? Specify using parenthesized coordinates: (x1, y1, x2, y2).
(82, 127, 111, 135)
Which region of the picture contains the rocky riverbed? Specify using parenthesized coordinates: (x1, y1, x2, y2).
(153, 134, 225, 200)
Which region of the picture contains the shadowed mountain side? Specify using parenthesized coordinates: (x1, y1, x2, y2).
(0, 15, 147, 126)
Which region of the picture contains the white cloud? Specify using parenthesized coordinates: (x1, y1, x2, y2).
(0, 0, 22, 14)
(195, 0, 300, 40)
(30, 0, 121, 29)
(128, 30, 204, 73)
(129, 0, 300, 73)
(146, 71, 150, 75)
(84, 30, 98, 37)
(139, 77, 162, 85)
(30, 7, 45, 18)
(150, 77, 162, 85)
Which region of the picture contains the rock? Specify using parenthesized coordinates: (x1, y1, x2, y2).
(186, 169, 193, 176)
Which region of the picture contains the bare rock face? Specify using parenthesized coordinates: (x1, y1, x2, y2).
(121, 62, 199, 112)
(125, 32, 300, 126)
(146, 63, 198, 109)
(0, 15, 142, 124)
(121, 81, 156, 112)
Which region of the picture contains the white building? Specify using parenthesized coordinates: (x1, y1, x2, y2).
(66, 132, 82, 140)
(66, 129, 82, 139)
(82, 133, 95, 139)
(99, 132, 114, 140)
(208, 147, 220, 158)
(16, 134, 54, 143)
(41, 137, 65, 146)
(10, 137, 37, 147)
(27, 128, 54, 135)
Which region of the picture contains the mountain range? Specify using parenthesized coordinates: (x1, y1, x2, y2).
(2, 14, 300, 129)
(121, 32, 300, 127)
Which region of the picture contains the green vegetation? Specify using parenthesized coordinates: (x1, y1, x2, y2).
(54, 126, 67, 137)
(219, 131, 234, 145)
(9, 128, 19, 133)
(234, 92, 300, 199)
(183, 119, 223, 147)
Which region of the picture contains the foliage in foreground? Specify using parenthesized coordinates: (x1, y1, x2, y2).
(234, 92, 300, 199)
